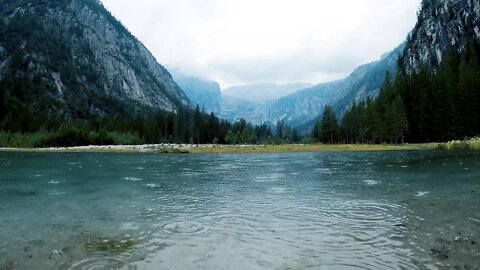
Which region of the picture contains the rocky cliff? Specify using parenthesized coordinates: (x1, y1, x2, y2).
(0, 0, 189, 119)
(402, 0, 480, 73)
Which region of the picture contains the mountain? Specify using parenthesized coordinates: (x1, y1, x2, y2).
(220, 95, 267, 124)
(173, 75, 268, 124)
(402, 0, 480, 73)
(173, 74, 221, 113)
(223, 83, 312, 104)
(215, 0, 479, 132)
(177, 46, 402, 129)
(0, 0, 189, 126)
(332, 0, 480, 144)
(331, 44, 404, 114)
(264, 44, 404, 131)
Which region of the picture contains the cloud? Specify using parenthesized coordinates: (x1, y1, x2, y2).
(101, 0, 421, 88)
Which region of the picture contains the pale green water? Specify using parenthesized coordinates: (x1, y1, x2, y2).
(0, 151, 479, 269)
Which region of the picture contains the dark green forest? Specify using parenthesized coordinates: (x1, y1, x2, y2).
(0, 99, 302, 147)
(312, 42, 480, 144)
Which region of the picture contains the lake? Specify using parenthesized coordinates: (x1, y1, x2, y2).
(0, 151, 479, 269)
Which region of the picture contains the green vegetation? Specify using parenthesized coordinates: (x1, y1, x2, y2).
(184, 144, 429, 154)
(0, 104, 291, 148)
(3, 139, 479, 154)
(0, 129, 141, 148)
(81, 232, 135, 253)
(435, 137, 480, 151)
(312, 41, 480, 144)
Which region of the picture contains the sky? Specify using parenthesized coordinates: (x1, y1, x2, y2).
(101, 0, 422, 88)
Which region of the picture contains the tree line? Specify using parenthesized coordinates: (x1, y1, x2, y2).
(312, 42, 480, 144)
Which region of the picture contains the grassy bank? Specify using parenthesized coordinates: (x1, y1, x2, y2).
(1, 137, 479, 154)
(435, 137, 480, 151)
(0, 142, 436, 154)
(186, 138, 480, 154)
(182, 143, 430, 154)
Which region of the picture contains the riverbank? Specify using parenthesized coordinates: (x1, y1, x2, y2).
(0, 143, 450, 154)
(0, 138, 478, 154)
(185, 143, 430, 154)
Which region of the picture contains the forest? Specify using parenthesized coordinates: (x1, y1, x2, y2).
(0, 102, 303, 147)
(312, 42, 480, 144)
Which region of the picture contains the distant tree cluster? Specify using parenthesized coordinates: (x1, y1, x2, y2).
(312, 41, 480, 144)
(312, 105, 340, 144)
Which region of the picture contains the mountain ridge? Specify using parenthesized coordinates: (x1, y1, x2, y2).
(222, 83, 313, 104)
(0, 0, 189, 127)
(177, 45, 403, 132)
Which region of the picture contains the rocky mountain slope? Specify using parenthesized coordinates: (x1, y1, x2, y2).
(268, 44, 403, 130)
(178, 46, 402, 130)
(172, 75, 270, 124)
(0, 0, 189, 120)
(173, 74, 221, 113)
(402, 0, 480, 73)
(223, 83, 312, 104)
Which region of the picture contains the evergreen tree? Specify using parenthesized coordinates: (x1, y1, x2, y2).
(241, 128, 252, 144)
(363, 97, 377, 143)
(320, 105, 339, 144)
(193, 105, 202, 144)
(224, 130, 236, 145)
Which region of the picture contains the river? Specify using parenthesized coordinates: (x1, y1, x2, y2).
(0, 151, 479, 269)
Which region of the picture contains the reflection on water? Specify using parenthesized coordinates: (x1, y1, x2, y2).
(0, 151, 479, 269)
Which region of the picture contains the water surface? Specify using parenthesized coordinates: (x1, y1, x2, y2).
(0, 151, 479, 269)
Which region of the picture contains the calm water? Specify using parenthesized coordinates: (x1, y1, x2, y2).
(0, 151, 479, 269)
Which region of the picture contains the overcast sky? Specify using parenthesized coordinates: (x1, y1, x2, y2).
(101, 0, 421, 88)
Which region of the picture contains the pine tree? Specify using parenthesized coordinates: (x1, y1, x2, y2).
(224, 130, 236, 145)
(320, 105, 339, 144)
(363, 97, 377, 143)
(241, 128, 252, 144)
(193, 105, 202, 144)
(457, 57, 479, 137)
(235, 131, 242, 145)
(396, 96, 409, 144)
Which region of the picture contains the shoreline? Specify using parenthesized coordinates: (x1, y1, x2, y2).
(0, 139, 478, 154)
(0, 143, 439, 154)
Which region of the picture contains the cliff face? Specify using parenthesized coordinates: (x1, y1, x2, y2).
(402, 0, 480, 73)
(222, 83, 312, 104)
(0, 0, 189, 117)
(173, 74, 222, 113)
